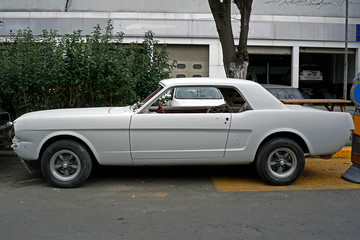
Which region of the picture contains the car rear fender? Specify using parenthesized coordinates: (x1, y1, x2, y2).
(256, 130, 311, 157)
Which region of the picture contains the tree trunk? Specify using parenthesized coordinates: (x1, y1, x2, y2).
(208, 0, 253, 79)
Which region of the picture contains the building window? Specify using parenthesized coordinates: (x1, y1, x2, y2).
(177, 64, 186, 69)
(193, 64, 202, 70)
(247, 54, 291, 86)
(176, 74, 186, 78)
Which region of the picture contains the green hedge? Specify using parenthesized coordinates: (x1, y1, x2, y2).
(0, 20, 175, 118)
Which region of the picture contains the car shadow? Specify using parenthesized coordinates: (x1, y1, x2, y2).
(88, 164, 257, 185)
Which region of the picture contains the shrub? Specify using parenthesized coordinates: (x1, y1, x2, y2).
(0, 20, 175, 118)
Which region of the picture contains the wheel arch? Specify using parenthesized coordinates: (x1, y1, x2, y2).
(257, 131, 310, 157)
(38, 133, 99, 165)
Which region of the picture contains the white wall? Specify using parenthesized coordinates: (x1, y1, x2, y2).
(1, 0, 360, 18)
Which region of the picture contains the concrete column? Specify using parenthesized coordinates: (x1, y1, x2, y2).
(208, 40, 226, 78)
(291, 45, 300, 88)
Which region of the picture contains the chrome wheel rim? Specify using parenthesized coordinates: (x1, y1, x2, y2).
(50, 150, 81, 181)
(267, 147, 297, 178)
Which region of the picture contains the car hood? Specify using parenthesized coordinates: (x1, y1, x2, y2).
(16, 106, 131, 120)
(17, 107, 109, 120)
(14, 106, 133, 131)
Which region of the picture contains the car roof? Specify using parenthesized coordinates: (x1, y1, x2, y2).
(159, 78, 258, 88)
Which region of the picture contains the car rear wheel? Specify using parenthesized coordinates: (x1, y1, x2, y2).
(41, 140, 92, 188)
(255, 138, 305, 185)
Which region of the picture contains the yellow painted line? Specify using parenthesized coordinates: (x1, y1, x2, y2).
(333, 146, 351, 158)
(212, 158, 360, 192)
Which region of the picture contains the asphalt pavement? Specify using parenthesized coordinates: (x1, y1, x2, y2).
(1, 150, 360, 240)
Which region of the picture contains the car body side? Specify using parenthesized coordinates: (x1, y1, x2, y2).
(12, 78, 354, 167)
(225, 109, 352, 161)
(12, 107, 134, 165)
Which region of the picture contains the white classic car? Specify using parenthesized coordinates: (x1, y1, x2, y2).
(12, 78, 354, 188)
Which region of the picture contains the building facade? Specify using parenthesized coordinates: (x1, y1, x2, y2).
(1, 0, 359, 98)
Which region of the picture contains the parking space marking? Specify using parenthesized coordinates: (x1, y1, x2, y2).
(212, 158, 360, 192)
(125, 192, 169, 198)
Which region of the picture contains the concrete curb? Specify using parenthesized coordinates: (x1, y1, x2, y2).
(0, 150, 16, 157)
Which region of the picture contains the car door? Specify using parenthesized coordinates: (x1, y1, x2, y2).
(129, 113, 231, 162)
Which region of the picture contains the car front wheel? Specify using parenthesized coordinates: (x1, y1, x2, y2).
(255, 138, 305, 186)
(41, 140, 92, 188)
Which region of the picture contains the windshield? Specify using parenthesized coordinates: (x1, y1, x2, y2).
(131, 86, 164, 111)
(142, 86, 164, 103)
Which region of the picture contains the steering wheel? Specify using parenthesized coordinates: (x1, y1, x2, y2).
(157, 100, 165, 113)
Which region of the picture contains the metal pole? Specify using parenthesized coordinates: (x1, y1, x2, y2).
(343, 0, 349, 100)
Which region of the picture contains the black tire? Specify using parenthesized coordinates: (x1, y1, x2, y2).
(255, 138, 305, 186)
(41, 140, 92, 188)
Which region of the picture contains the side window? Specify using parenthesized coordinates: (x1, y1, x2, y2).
(142, 86, 250, 114)
(218, 87, 252, 113)
(174, 87, 223, 100)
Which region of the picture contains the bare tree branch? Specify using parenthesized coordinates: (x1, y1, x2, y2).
(268, 0, 354, 7)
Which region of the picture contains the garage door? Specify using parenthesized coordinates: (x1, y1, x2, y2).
(166, 45, 209, 78)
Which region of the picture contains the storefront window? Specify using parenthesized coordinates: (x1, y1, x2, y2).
(247, 54, 292, 86)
